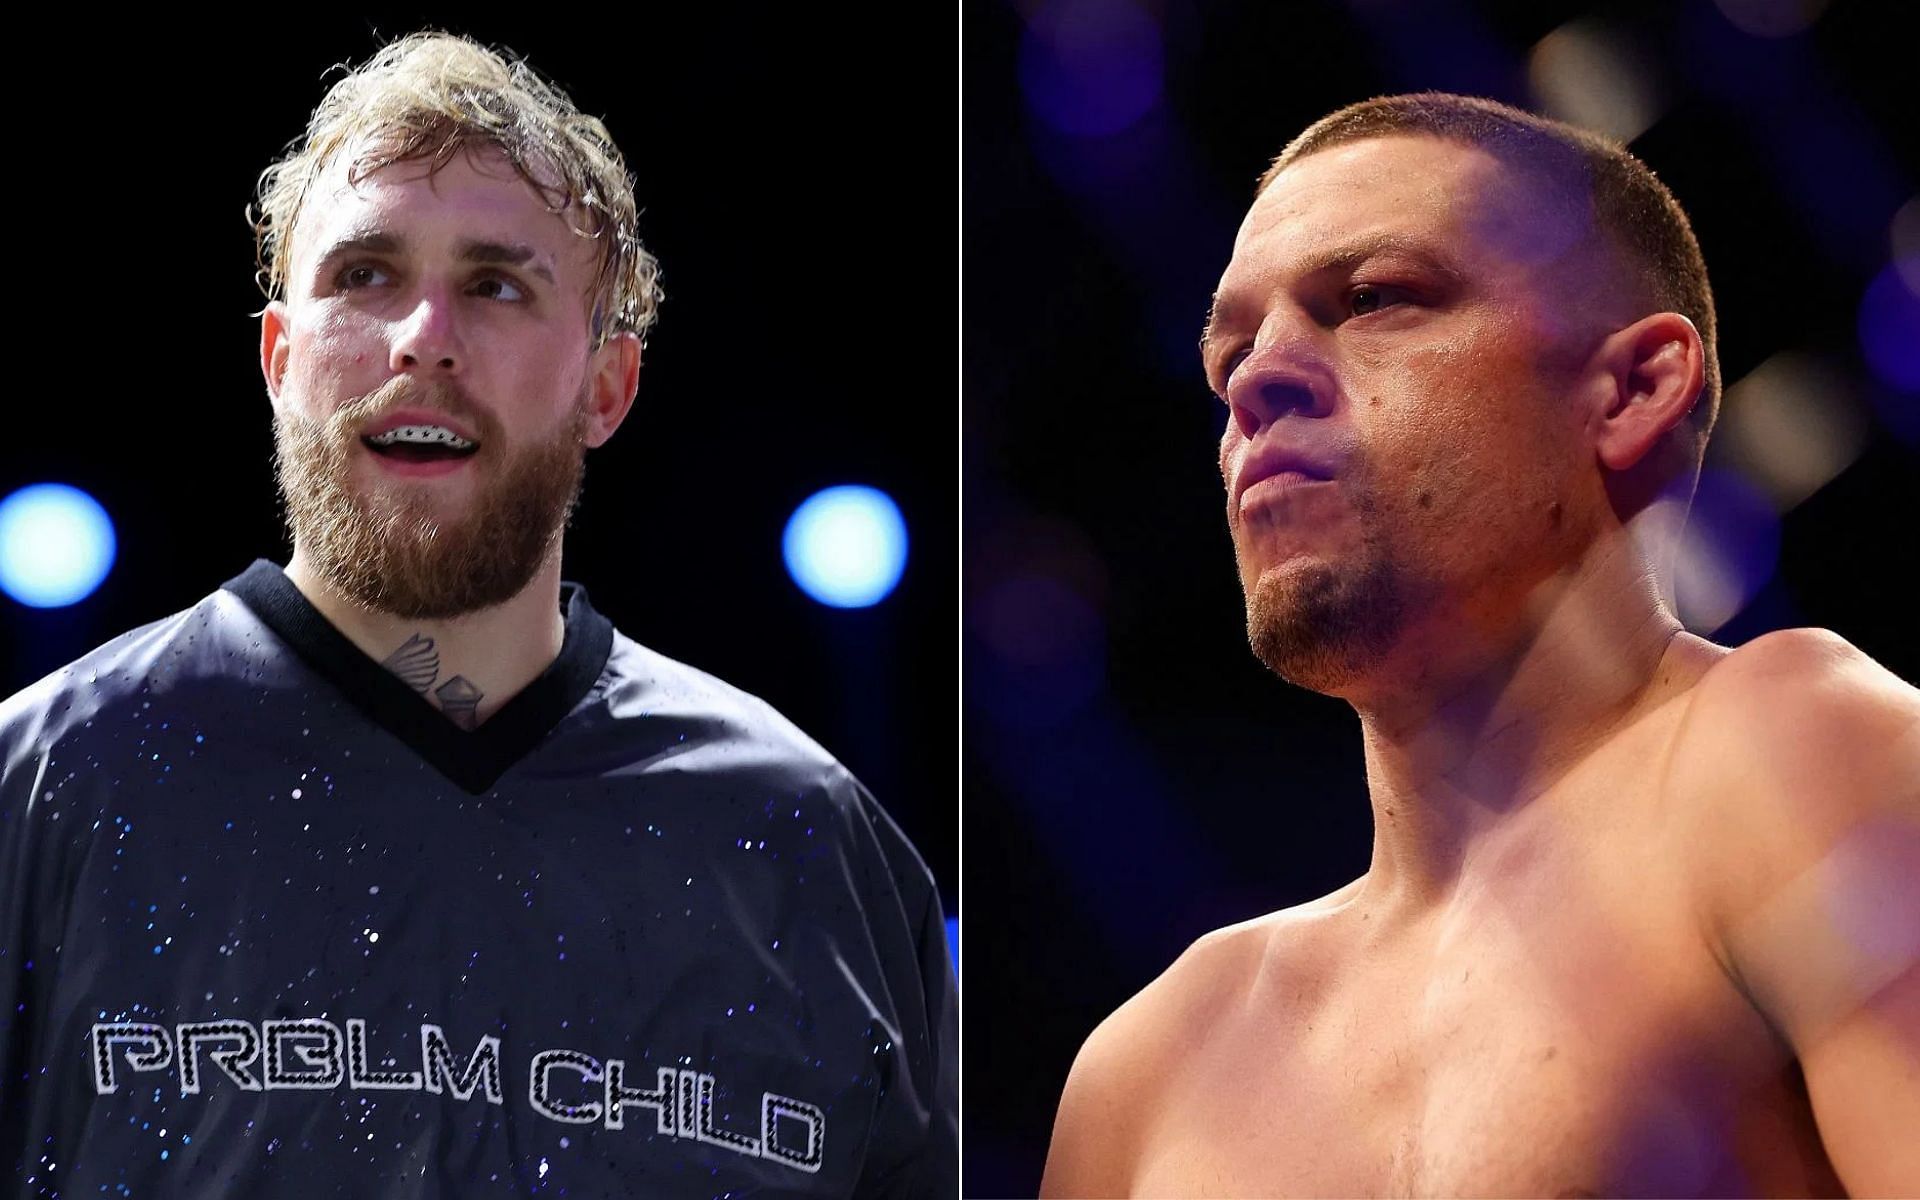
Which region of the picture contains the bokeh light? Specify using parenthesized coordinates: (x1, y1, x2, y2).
(1528, 17, 1667, 144)
(782, 485, 908, 609)
(1712, 0, 1832, 38)
(1859, 258, 1920, 394)
(1019, 0, 1164, 137)
(1894, 198, 1920, 295)
(972, 520, 1111, 731)
(1715, 352, 1869, 510)
(1664, 469, 1783, 634)
(0, 483, 117, 609)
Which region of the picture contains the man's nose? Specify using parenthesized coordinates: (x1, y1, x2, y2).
(1224, 343, 1336, 440)
(389, 292, 463, 374)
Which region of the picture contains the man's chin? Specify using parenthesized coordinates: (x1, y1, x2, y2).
(331, 475, 472, 543)
(301, 524, 558, 621)
(1244, 556, 1408, 694)
(283, 478, 557, 620)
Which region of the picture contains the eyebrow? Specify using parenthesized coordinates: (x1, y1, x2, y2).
(1199, 233, 1467, 358)
(310, 228, 558, 286)
(456, 238, 557, 285)
(311, 230, 401, 279)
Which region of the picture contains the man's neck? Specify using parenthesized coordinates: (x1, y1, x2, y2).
(1346, 533, 1726, 913)
(283, 547, 569, 730)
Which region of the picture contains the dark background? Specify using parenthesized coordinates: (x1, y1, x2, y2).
(964, 0, 1916, 1193)
(0, 15, 956, 916)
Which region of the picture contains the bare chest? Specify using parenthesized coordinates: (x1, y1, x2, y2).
(1134, 939, 1840, 1196)
(1129, 786, 1839, 1195)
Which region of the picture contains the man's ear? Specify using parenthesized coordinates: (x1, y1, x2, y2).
(261, 301, 292, 404)
(1589, 311, 1705, 472)
(582, 331, 642, 449)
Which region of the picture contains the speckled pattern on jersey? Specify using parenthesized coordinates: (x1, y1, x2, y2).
(1, 561, 956, 1198)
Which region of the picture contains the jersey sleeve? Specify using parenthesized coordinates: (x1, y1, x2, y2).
(901, 848, 959, 1198)
(0, 703, 87, 1190)
(840, 772, 959, 1199)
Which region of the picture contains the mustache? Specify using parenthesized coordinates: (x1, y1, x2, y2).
(328, 375, 492, 441)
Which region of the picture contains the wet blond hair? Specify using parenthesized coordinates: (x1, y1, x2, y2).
(251, 31, 662, 347)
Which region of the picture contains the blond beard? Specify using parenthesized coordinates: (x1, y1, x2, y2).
(272, 378, 590, 620)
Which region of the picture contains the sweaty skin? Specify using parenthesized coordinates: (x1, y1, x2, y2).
(1041, 135, 1920, 1197)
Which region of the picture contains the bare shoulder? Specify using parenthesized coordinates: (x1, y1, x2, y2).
(1666, 630, 1920, 1189)
(1685, 625, 1913, 701)
(1666, 627, 1919, 976)
(1039, 888, 1354, 1198)
(1669, 626, 1919, 827)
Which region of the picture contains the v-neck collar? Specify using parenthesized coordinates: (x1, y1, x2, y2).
(221, 559, 614, 795)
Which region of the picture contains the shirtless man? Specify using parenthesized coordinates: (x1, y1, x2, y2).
(1040, 93, 1918, 1197)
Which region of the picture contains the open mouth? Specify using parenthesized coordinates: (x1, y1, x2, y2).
(360, 424, 480, 465)
(361, 439, 480, 464)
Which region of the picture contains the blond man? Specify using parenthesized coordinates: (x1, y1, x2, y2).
(0, 33, 955, 1196)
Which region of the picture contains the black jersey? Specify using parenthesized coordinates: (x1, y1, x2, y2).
(0, 561, 955, 1198)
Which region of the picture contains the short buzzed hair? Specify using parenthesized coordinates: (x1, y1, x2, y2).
(1260, 92, 1719, 452)
(252, 31, 662, 348)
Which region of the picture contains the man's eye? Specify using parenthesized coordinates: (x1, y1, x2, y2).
(471, 276, 526, 303)
(1348, 285, 1405, 317)
(339, 264, 391, 290)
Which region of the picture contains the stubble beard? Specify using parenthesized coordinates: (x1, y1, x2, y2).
(272, 377, 590, 621)
(1242, 485, 1422, 695)
(1246, 550, 1406, 694)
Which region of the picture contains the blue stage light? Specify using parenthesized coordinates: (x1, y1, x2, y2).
(782, 486, 908, 608)
(945, 916, 959, 973)
(1860, 258, 1920, 394)
(0, 484, 117, 608)
(1019, 0, 1165, 138)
